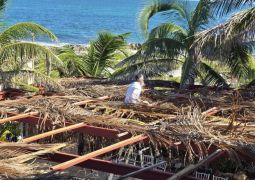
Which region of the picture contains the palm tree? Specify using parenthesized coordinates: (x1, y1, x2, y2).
(56, 46, 86, 77)
(83, 32, 130, 77)
(55, 32, 130, 78)
(0, 22, 64, 89)
(114, 0, 228, 88)
(194, 1, 255, 87)
(0, 0, 64, 89)
(114, 0, 255, 88)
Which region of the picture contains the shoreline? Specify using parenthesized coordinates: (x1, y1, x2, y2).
(29, 41, 142, 50)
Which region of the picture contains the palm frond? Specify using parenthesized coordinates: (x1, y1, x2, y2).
(84, 32, 129, 77)
(194, 7, 255, 49)
(199, 36, 253, 80)
(139, 0, 186, 37)
(0, 69, 64, 91)
(0, 0, 7, 12)
(0, 22, 58, 45)
(212, 0, 254, 15)
(113, 58, 181, 80)
(148, 23, 188, 40)
(246, 78, 255, 87)
(116, 38, 184, 68)
(0, 42, 64, 70)
(190, 0, 213, 32)
(198, 62, 228, 87)
(225, 47, 252, 79)
(58, 47, 87, 77)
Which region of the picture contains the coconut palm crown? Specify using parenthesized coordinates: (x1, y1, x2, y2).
(114, 0, 255, 88)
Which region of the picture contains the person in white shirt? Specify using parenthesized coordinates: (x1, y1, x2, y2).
(124, 74, 145, 104)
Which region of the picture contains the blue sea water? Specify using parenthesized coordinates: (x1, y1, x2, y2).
(2, 0, 150, 44)
(1, 0, 253, 45)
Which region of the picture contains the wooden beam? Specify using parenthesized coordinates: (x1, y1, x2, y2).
(22, 123, 89, 143)
(51, 134, 147, 171)
(0, 112, 39, 124)
(6, 112, 121, 139)
(44, 151, 199, 180)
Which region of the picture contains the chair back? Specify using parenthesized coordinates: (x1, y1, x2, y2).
(213, 175, 228, 180)
(195, 171, 210, 180)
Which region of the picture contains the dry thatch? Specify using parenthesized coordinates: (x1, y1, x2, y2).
(0, 143, 66, 179)
(1, 85, 255, 160)
(1, 79, 255, 178)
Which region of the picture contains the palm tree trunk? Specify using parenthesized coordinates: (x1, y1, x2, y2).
(180, 50, 197, 89)
(45, 53, 51, 76)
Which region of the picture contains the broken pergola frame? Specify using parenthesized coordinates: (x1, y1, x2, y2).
(0, 96, 251, 179)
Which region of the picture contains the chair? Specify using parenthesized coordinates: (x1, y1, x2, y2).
(127, 153, 138, 166)
(213, 175, 228, 180)
(141, 155, 154, 167)
(108, 174, 120, 180)
(155, 161, 167, 172)
(195, 171, 210, 180)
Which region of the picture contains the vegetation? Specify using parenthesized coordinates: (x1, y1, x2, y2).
(114, 0, 255, 88)
(57, 32, 130, 78)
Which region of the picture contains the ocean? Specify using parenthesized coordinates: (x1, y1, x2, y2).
(1, 0, 251, 45)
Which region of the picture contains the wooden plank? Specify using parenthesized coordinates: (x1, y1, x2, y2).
(44, 151, 199, 180)
(22, 123, 88, 143)
(0, 112, 39, 124)
(51, 134, 147, 171)
(6, 112, 121, 139)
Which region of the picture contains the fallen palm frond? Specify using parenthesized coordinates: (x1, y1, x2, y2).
(0, 143, 66, 178)
(1, 81, 255, 172)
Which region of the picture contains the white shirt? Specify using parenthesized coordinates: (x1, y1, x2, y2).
(124, 82, 142, 104)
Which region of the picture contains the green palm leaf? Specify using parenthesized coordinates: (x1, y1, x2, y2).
(0, 22, 58, 45)
(0, 42, 64, 70)
(0, 0, 6, 12)
(113, 58, 181, 80)
(148, 23, 188, 40)
(58, 47, 87, 77)
(116, 38, 184, 69)
(198, 62, 228, 87)
(84, 32, 129, 77)
(0, 69, 63, 91)
(190, 0, 213, 32)
(139, 1, 186, 37)
(212, 0, 254, 15)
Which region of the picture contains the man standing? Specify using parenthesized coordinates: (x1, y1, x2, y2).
(124, 74, 145, 104)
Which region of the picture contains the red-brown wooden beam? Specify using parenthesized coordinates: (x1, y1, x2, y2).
(44, 151, 199, 180)
(0, 112, 39, 124)
(22, 123, 90, 143)
(51, 135, 148, 171)
(5, 112, 124, 139)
